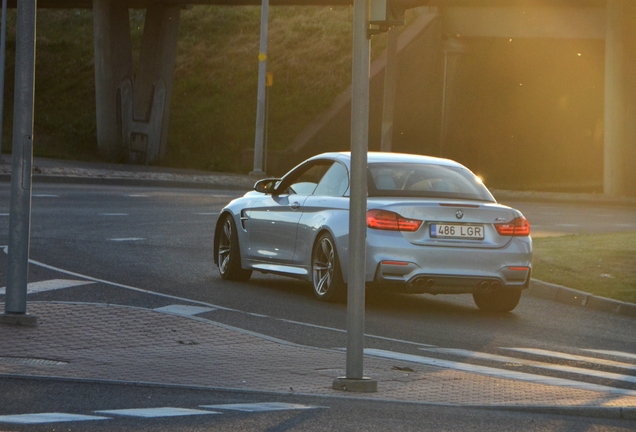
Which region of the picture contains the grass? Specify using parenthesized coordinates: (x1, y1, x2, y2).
(532, 232, 636, 304)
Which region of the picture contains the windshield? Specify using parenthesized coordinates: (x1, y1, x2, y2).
(368, 163, 495, 202)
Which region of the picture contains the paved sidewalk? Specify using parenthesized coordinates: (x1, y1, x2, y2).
(1, 302, 635, 419)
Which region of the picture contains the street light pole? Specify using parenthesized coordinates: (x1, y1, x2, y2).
(332, 0, 377, 393)
(0, 0, 8, 159)
(1, 0, 38, 327)
(251, 0, 268, 177)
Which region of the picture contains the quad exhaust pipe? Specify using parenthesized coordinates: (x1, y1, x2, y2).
(412, 277, 436, 291)
(476, 280, 502, 294)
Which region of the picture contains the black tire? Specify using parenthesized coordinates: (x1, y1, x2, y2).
(216, 214, 252, 281)
(473, 287, 522, 313)
(311, 232, 346, 302)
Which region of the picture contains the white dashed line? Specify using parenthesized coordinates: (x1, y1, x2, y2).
(95, 407, 219, 418)
(0, 279, 96, 295)
(0, 413, 110, 424)
(126, 194, 149, 197)
(200, 403, 325, 412)
(154, 305, 217, 316)
(32, 194, 59, 198)
(108, 238, 145, 242)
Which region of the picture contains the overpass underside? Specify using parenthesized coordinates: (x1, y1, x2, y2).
(8, 0, 636, 197)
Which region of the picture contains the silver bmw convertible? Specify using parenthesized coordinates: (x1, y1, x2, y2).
(214, 152, 532, 312)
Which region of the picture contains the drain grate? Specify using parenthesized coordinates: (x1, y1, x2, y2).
(0, 356, 68, 366)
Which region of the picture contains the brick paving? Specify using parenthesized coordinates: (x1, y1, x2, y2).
(1, 302, 636, 409)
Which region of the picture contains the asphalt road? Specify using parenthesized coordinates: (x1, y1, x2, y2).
(1, 182, 635, 430)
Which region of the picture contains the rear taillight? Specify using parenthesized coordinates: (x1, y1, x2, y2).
(367, 209, 422, 232)
(495, 216, 530, 236)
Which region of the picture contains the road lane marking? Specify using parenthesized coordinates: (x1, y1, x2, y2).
(154, 305, 216, 316)
(126, 194, 150, 197)
(278, 318, 436, 347)
(108, 238, 145, 242)
(365, 349, 636, 396)
(0, 213, 8, 216)
(32, 194, 59, 197)
(0, 248, 433, 349)
(0, 413, 110, 424)
(95, 407, 219, 418)
(582, 349, 636, 361)
(0, 279, 96, 295)
(200, 403, 325, 412)
(420, 348, 636, 384)
(501, 347, 636, 370)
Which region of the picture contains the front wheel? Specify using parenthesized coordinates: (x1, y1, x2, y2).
(473, 287, 522, 313)
(216, 214, 252, 281)
(312, 232, 346, 302)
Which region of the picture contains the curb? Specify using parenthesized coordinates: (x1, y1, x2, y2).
(474, 405, 636, 420)
(526, 279, 636, 318)
(0, 173, 253, 191)
(1, 374, 634, 420)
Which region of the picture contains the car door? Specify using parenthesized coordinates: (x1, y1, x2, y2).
(245, 160, 333, 263)
(294, 160, 350, 265)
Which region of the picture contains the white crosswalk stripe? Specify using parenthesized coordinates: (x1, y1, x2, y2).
(501, 347, 636, 370)
(583, 349, 636, 361)
(420, 348, 636, 384)
(365, 348, 636, 396)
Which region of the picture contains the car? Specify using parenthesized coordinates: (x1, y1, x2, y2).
(214, 152, 532, 312)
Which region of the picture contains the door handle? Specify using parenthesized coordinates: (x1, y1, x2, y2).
(290, 202, 301, 210)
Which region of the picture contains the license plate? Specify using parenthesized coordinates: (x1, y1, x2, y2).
(431, 223, 484, 239)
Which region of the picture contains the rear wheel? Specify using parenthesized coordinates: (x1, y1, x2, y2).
(312, 232, 346, 302)
(473, 287, 522, 313)
(217, 214, 252, 281)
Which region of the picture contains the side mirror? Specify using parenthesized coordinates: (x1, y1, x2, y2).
(254, 178, 281, 194)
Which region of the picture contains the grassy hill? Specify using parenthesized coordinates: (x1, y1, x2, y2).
(1, 5, 382, 172)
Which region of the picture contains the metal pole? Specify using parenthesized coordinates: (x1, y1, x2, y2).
(380, 25, 398, 152)
(1, 0, 37, 326)
(251, 0, 268, 177)
(439, 48, 448, 157)
(0, 0, 7, 157)
(333, 0, 376, 393)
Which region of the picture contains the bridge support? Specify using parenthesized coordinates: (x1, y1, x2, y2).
(93, 1, 180, 163)
(604, 0, 636, 197)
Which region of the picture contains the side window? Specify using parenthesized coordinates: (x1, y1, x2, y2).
(281, 161, 332, 196)
(313, 162, 349, 197)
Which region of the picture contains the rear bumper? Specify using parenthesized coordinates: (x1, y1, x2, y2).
(366, 232, 532, 294)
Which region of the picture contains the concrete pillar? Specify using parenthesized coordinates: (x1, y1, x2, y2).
(439, 38, 464, 157)
(380, 26, 399, 152)
(93, 0, 133, 161)
(604, 0, 636, 197)
(134, 5, 180, 161)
